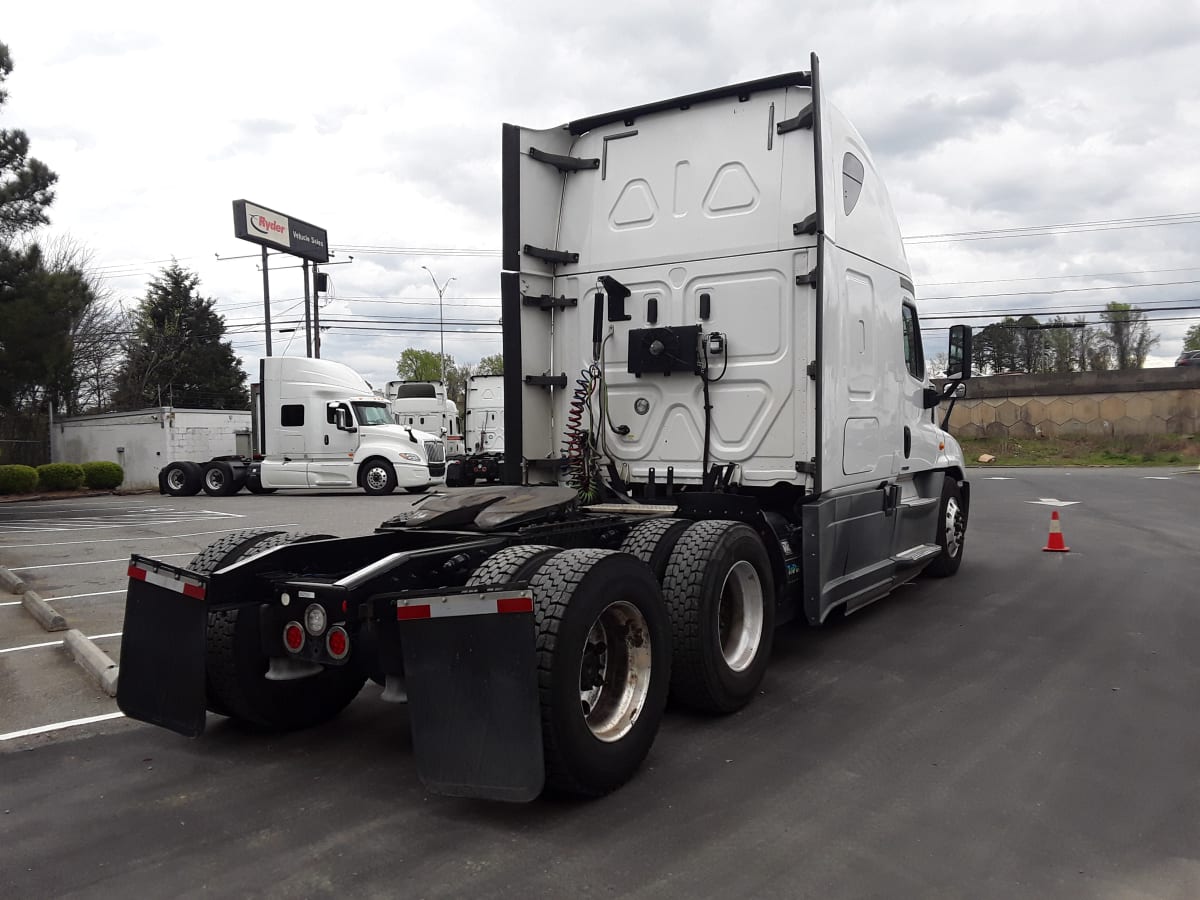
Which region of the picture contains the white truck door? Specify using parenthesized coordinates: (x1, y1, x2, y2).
(895, 300, 940, 475)
(307, 401, 358, 487)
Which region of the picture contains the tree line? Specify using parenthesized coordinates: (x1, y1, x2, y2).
(969, 302, 1162, 376)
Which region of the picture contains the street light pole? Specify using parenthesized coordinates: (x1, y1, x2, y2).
(421, 266, 455, 384)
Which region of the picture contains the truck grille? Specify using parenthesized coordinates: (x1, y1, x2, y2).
(424, 441, 446, 463)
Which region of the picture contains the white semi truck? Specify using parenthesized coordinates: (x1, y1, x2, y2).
(385, 380, 466, 459)
(159, 357, 444, 496)
(445, 374, 506, 485)
(119, 54, 973, 802)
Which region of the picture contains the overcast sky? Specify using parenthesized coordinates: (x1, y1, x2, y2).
(5, 0, 1200, 388)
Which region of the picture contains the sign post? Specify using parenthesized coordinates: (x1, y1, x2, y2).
(232, 200, 329, 357)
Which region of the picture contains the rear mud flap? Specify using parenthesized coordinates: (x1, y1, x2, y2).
(400, 612, 544, 802)
(116, 571, 208, 737)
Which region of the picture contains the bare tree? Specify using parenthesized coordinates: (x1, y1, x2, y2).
(1099, 302, 1158, 370)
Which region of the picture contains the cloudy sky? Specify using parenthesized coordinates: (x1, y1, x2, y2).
(5, 0, 1200, 387)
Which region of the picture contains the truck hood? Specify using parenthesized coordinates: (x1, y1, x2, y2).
(369, 424, 440, 445)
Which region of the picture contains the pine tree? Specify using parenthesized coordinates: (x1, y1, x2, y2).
(114, 263, 248, 409)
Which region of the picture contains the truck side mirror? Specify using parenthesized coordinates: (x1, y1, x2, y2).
(922, 387, 942, 409)
(948, 324, 973, 380)
(334, 407, 356, 432)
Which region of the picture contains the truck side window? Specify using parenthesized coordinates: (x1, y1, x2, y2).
(843, 152, 865, 215)
(281, 404, 304, 427)
(902, 303, 924, 380)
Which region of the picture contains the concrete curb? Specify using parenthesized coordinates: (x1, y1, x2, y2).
(22, 590, 68, 632)
(0, 564, 27, 594)
(63, 629, 119, 697)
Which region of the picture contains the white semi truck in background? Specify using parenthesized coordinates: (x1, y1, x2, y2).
(446, 374, 506, 485)
(159, 357, 444, 496)
(121, 54, 974, 803)
(385, 380, 465, 459)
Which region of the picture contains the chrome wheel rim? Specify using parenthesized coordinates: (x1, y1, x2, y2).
(204, 469, 224, 491)
(944, 496, 964, 558)
(717, 560, 764, 673)
(578, 600, 652, 743)
(167, 469, 186, 490)
(365, 466, 388, 491)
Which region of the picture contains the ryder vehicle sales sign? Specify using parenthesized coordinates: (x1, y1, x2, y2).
(232, 199, 329, 263)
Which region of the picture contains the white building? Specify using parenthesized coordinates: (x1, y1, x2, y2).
(51, 408, 252, 490)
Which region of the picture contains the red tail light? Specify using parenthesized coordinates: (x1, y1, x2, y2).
(283, 621, 305, 653)
(326, 625, 350, 660)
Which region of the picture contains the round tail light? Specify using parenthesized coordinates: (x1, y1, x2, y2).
(283, 621, 305, 653)
(326, 625, 350, 660)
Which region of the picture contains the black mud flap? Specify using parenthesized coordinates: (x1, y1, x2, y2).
(116, 558, 208, 737)
(398, 592, 544, 802)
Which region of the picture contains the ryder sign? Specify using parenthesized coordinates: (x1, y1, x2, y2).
(233, 199, 329, 263)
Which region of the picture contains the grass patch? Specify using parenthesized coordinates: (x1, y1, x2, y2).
(959, 434, 1200, 467)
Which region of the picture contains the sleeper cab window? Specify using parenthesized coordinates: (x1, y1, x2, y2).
(901, 302, 925, 380)
(843, 152, 865, 215)
(281, 404, 304, 427)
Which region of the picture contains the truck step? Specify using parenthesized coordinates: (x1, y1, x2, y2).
(892, 543, 941, 567)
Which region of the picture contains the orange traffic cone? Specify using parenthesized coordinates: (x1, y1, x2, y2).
(1043, 510, 1070, 552)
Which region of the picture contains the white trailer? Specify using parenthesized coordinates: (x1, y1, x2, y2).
(160, 357, 443, 496)
(446, 374, 506, 485)
(120, 55, 973, 802)
(386, 380, 465, 459)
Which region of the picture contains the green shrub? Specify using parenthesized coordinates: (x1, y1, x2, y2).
(0, 464, 39, 494)
(81, 461, 124, 490)
(36, 462, 86, 491)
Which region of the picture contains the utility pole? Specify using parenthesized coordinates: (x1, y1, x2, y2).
(261, 246, 272, 356)
(421, 266, 455, 383)
(313, 265, 322, 358)
(302, 259, 312, 358)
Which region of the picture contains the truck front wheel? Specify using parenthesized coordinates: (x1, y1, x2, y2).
(360, 459, 397, 495)
(662, 521, 776, 713)
(528, 549, 671, 797)
(923, 477, 967, 578)
(203, 531, 366, 730)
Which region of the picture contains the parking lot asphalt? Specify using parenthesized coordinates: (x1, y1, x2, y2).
(2, 469, 1200, 898)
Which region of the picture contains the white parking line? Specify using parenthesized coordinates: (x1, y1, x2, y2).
(1, 631, 122, 654)
(45, 589, 127, 601)
(10, 553, 194, 571)
(4, 523, 300, 549)
(1, 600, 22, 607)
(0, 711, 126, 741)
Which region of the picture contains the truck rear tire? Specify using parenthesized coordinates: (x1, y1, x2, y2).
(203, 531, 366, 730)
(662, 521, 776, 713)
(923, 477, 967, 578)
(202, 461, 240, 496)
(466, 544, 560, 587)
(527, 549, 671, 797)
(187, 529, 290, 717)
(619, 517, 693, 582)
(161, 461, 202, 497)
(360, 459, 397, 495)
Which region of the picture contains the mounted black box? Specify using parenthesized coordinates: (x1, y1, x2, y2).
(627, 325, 702, 377)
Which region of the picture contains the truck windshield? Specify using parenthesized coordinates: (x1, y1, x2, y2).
(352, 403, 392, 426)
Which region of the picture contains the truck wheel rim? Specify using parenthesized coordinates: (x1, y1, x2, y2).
(717, 560, 764, 673)
(167, 469, 185, 490)
(578, 600, 652, 743)
(366, 467, 387, 490)
(944, 497, 963, 558)
(205, 470, 223, 491)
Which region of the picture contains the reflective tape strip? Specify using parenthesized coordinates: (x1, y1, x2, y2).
(396, 593, 533, 621)
(128, 564, 206, 600)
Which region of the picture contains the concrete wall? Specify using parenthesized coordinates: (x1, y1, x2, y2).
(52, 408, 251, 490)
(939, 368, 1200, 439)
